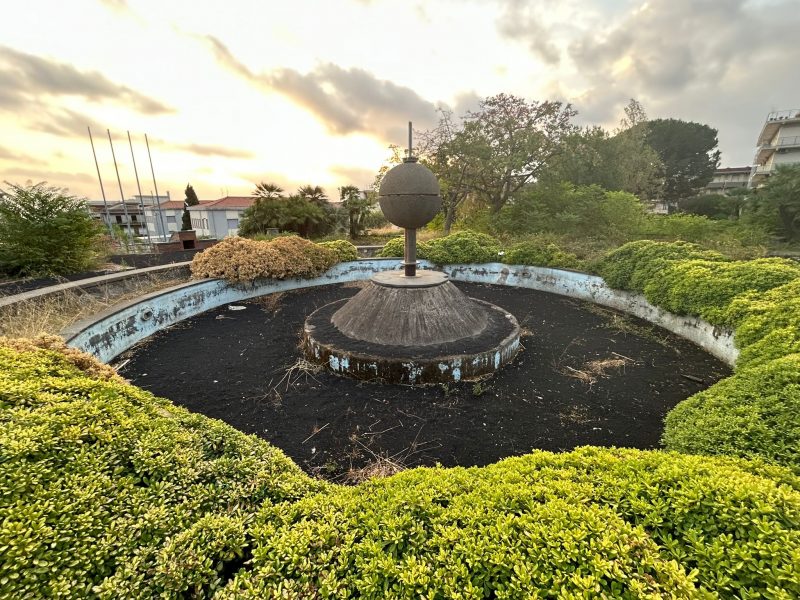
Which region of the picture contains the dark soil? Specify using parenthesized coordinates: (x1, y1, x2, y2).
(120, 282, 731, 482)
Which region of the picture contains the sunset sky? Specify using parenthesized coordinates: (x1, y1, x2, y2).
(1, 0, 798, 201)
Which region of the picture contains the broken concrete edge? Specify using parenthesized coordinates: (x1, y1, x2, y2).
(63, 260, 739, 367)
(0, 261, 193, 310)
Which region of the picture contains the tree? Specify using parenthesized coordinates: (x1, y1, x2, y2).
(540, 100, 662, 200)
(297, 185, 328, 206)
(239, 183, 330, 238)
(644, 118, 720, 204)
(252, 182, 284, 200)
(0, 181, 105, 276)
(339, 185, 373, 238)
(418, 109, 475, 234)
(181, 183, 200, 231)
(184, 184, 200, 206)
(459, 93, 578, 213)
(754, 164, 800, 242)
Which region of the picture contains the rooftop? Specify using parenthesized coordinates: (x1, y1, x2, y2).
(188, 196, 255, 210)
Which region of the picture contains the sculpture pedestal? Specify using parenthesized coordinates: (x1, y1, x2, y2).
(302, 271, 521, 384)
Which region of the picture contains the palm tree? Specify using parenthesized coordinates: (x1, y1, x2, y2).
(252, 182, 285, 200)
(297, 185, 328, 206)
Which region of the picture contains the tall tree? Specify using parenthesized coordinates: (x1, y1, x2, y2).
(184, 183, 200, 206)
(339, 185, 373, 238)
(181, 183, 199, 231)
(644, 118, 720, 204)
(418, 109, 474, 234)
(459, 93, 578, 213)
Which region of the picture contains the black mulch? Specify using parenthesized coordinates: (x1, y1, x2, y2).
(120, 282, 730, 482)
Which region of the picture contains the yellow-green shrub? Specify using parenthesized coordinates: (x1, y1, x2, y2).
(663, 354, 800, 471)
(317, 239, 359, 262)
(190, 236, 337, 282)
(642, 257, 800, 324)
(505, 239, 582, 270)
(2, 342, 800, 597)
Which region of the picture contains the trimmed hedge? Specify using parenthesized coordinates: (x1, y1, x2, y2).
(505, 240, 582, 270)
(378, 231, 501, 265)
(596, 241, 800, 472)
(0, 338, 323, 598)
(663, 354, 800, 469)
(1, 341, 798, 597)
(317, 239, 359, 262)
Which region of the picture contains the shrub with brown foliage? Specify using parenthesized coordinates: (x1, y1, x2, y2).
(190, 236, 338, 283)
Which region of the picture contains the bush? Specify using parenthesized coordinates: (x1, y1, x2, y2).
(642, 257, 800, 324)
(2, 341, 798, 598)
(377, 236, 407, 258)
(663, 354, 800, 471)
(421, 230, 501, 265)
(0, 182, 106, 277)
(190, 236, 337, 282)
(596, 240, 727, 292)
(317, 239, 359, 262)
(0, 338, 322, 598)
(505, 239, 582, 269)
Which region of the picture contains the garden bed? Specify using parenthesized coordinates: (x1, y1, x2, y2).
(120, 282, 729, 482)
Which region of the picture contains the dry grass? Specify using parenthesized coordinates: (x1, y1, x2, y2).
(0, 273, 187, 338)
(344, 455, 406, 483)
(558, 352, 635, 387)
(253, 292, 284, 314)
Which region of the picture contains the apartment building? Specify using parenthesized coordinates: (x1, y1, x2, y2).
(187, 196, 256, 238)
(704, 166, 751, 193)
(750, 108, 800, 187)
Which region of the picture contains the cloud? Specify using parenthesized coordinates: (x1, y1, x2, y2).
(0, 166, 95, 191)
(0, 145, 46, 165)
(34, 108, 108, 139)
(202, 36, 440, 141)
(0, 45, 172, 115)
(168, 143, 255, 159)
(496, 1, 560, 64)
(329, 164, 376, 188)
(560, 0, 800, 164)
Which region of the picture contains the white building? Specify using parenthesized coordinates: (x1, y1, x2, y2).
(704, 166, 751, 193)
(187, 196, 256, 238)
(88, 194, 168, 238)
(750, 108, 800, 187)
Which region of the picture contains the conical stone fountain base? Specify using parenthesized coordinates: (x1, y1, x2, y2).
(302, 271, 521, 384)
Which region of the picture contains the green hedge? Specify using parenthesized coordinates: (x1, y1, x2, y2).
(505, 240, 582, 270)
(317, 239, 359, 262)
(378, 231, 501, 265)
(596, 241, 800, 472)
(2, 341, 799, 597)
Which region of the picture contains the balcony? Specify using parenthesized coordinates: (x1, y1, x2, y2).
(757, 109, 800, 146)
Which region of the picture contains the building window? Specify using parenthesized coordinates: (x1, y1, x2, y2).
(227, 218, 239, 230)
(115, 215, 122, 223)
(202, 218, 208, 229)
(167, 215, 176, 224)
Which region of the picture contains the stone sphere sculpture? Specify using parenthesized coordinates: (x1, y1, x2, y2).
(379, 158, 441, 229)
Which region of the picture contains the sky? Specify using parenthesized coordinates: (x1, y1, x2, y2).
(0, 0, 798, 201)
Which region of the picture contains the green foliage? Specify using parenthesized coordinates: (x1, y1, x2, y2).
(239, 196, 331, 238)
(644, 118, 721, 202)
(184, 183, 200, 207)
(505, 238, 582, 269)
(678, 192, 742, 220)
(596, 240, 726, 292)
(0, 340, 322, 599)
(752, 163, 800, 242)
(377, 235, 408, 258)
(492, 184, 648, 244)
(2, 339, 799, 598)
(663, 354, 800, 471)
(723, 279, 800, 368)
(317, 239, 358, 262)
(422, 230, 501, 265)
(340, 185, 374, 238)
(0, 182, 106, 277)
(642, 257, 800, 323)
